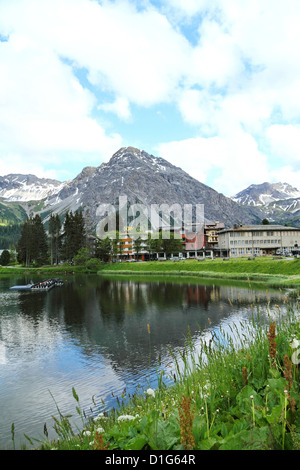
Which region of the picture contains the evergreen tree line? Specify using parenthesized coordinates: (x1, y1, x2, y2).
(15, 210, 184, 267)
(16, 210, 86, 266)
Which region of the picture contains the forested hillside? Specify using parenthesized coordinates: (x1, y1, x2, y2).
(0, 224, 23, 249)
(0, 201, 27, 248)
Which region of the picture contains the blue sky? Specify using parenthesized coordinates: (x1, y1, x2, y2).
(1, 0, 300, 196)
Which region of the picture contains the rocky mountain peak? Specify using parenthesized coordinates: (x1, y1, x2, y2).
(232, 182, 300, 206)
(0, 174, 63, 201)
(4, 147, 295, 229)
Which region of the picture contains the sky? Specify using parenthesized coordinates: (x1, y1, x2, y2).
(1, 0, 300, 197)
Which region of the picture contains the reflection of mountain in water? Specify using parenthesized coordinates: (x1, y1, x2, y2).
(0, 275, 289, 450)
(43, 276, 284, 373)
(2, 275, 286, 379)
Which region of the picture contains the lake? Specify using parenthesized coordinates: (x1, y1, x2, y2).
(0, 273, 286, 449)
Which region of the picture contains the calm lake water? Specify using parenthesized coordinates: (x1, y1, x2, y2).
(0, 273, 287, 449)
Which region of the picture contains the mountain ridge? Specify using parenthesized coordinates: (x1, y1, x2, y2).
(0, 147, 299, 231)
(232, 181, 300, 227)
(232, 182, 300, 206)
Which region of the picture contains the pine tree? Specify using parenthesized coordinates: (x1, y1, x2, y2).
(32, 215, 48, 265)
(17, 215, 48, 266)
(133, 236, 143, 260)
(61, 210, 86, 262)
(17, 218, 35, 266)
(49, 214, 62, 265)
(95, 237, 112, 262)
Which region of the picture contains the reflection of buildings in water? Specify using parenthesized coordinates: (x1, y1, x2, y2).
(185, 285, 221, 309)
(1, 276, 289, 405)
(101, 281, 223, 316)
(11, 276, 285, 376)
(218, 285, 283, 305)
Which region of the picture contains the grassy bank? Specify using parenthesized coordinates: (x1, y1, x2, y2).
(97, 258, 300, 288)
(0, 265, 87, 275)
(2, 257, 300, 288)
(23, 302, 300, 451)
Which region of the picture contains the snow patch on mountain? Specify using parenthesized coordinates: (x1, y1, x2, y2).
(0, 174, 64, 202)
(232, 182, 300, 207)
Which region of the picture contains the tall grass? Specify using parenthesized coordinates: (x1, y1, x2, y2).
(21, 301, 300, 450)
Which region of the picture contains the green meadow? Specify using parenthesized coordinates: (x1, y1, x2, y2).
(96, 257, 300, 288)
(1, 256, 300, 288)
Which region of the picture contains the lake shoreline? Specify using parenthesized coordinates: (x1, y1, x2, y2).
(1, 257, 300, 289)
(97, 268, 300, 289)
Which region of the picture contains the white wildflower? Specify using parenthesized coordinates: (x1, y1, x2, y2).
(95, 412, 107, 421)
(117, 414, 136, 421)
(290, 338, 300, 349)
(203, 381, 210, 390)
(146, 388, 155, 398)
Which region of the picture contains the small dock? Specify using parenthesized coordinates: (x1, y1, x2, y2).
(10, 278, 64, 291)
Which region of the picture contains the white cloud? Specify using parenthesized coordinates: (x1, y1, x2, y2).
(156, 130, 269, 197)
(187, 19, 244, 90)
(0, 0, 191, 106)
(0, 0, 300, 196)
(159, 0, 300, 194)
(0, 9, 123, 178)
(0, 0, 191, 178)
(266, 125, 300, 166)
(99, 97, 132, 121)
(269, 166, 300, 191)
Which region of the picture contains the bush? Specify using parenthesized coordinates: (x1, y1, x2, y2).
(85, 258, 102, 271)
(0, 249, 10, 266)
(73, 247, 90, 266)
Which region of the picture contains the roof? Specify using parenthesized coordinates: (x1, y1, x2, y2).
(219, 224, 300, 233)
